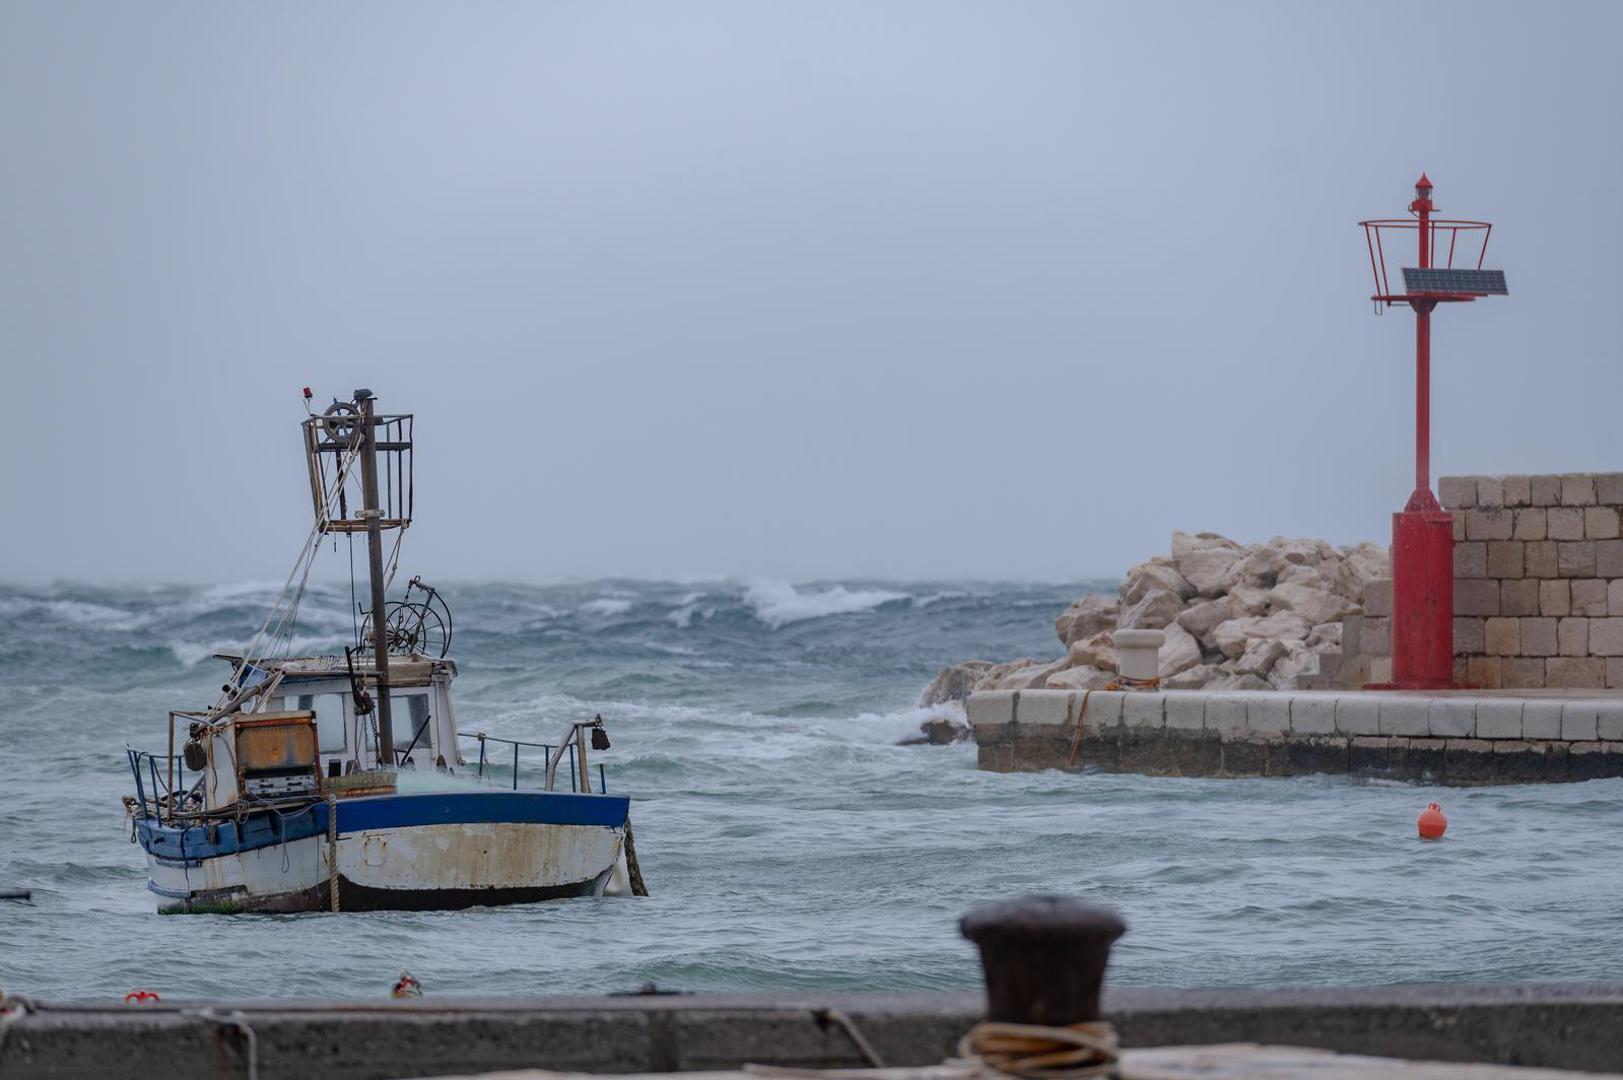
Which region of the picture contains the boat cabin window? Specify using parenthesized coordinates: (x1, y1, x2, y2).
(279, 693, 348, 754)
(391, 691, 434, 765)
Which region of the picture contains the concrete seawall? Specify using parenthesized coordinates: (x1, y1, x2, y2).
(3, 984, 1623, 1077)
(971, 688, 1623, 783)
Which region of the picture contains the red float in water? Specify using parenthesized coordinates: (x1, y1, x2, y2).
(1417, 802, 1448, 841)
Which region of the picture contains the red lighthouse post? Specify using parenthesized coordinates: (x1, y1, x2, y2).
(1361, 176, 1507, 689)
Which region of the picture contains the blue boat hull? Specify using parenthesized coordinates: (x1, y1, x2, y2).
(137, 790, 633, 914)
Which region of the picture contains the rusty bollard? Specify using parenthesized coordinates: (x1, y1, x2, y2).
(960, 894, 1127, 1027)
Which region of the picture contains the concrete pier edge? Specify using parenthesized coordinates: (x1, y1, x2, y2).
(3, 984, 1623, 1077)
(970, 687, 1623, 782)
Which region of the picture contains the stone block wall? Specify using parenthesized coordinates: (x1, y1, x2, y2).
(969, 687, 1623, 783)
(1439, 472, 1623, 689)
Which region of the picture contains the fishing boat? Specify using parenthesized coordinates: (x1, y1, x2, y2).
(123, 388, 645, 913)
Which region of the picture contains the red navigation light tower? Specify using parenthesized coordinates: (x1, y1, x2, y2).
(1361, 175, 1508, 689)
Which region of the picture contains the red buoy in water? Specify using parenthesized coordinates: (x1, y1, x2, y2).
(1418, 802, 1447, 841)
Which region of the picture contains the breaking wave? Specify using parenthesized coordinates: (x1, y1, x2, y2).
(580, 598, 635, 617)
(741, 580, 910, 629)
(0, 578, 1108, 694)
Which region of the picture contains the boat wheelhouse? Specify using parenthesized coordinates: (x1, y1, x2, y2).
(123, 388, 644, 913)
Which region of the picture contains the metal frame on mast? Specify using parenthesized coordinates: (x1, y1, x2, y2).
(302, 387, 415, 765)
(357, 390, 395, 764)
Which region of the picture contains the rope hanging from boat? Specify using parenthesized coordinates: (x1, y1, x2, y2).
(624, 818, 650, 898)
(326, 794, 340, 913)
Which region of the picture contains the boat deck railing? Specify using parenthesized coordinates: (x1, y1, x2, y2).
(125, 728, 610, 826)
(460, 732, 606, 794)
(124, 747, 199, 823)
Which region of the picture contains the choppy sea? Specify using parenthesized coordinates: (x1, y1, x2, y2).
(2, 577, 1621, 1002)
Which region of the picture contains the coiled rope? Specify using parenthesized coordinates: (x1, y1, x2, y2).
(957, 1020, 1120, 1079)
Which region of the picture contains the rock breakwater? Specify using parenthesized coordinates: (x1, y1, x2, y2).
(922, 532, 1388, 708)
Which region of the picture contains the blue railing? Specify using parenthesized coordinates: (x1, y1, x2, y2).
(125, 747, 198, 822)
(130, 732, 607, 819)
(459, 732, 606, 794)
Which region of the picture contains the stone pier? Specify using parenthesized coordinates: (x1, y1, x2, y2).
(970, 687, 1623, 783)
(4, 985, 1623, 1077)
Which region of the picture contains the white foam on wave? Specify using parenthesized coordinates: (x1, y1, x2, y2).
(199, 580, 289, 603)
(579, 598, 634, 617)
(667, 603, 718, 629)
(166, 640, 218, 667)
(0, 597, 146, 631)
(185, 632, 352, 662)
(742, 580, 909, 630)
(810, 702, 964, 745)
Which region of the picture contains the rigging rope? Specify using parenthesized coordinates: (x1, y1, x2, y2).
(206, 423, 368, 720)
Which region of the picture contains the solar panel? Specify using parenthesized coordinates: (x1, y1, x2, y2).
(1401, 267, 1508, 295)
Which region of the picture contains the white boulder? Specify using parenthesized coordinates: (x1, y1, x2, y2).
(1158, 621, 1203, 678)
(1306, 622, 1343, 653)
(1172, 530, 1243, 558)
(1270, 536, 1334, 566)
(981, 658, 1040, 690)
(1228, 584, 1271, 617)
(1267, 582, 1355, 627)
(1234, 638, 1286, 676)
(1046, 665, 1117, 690)
(1250, 610, 1313, 642)
(1055, 595, 1119, 647)
(1118, 587, 1186, 630)
(918, 660, 995, 706)
(1341, 541, 1391, 587)
(1268, 641, 1321, 689)
(995, 657, 1071, 690)
(1164, 662, 1224, 689)
(1068, 631, 1118, 672)
(1171, 532, 1246, 597)
(1221, 547, 1288, 592)
(1176, 596, 1232, 641)
(1209, 672, 1273, 691)
(1211, 616, 1263, 659)
(1121, 561, 1195, 605)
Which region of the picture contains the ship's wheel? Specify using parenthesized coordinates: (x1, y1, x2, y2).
(321, 400, 360, 444)
(355, 577, 453, 659)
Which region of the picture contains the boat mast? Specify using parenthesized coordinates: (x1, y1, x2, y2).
(356, 389, 396, 766)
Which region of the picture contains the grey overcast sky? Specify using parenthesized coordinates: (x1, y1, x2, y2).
(3, 1, 1621, 585)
